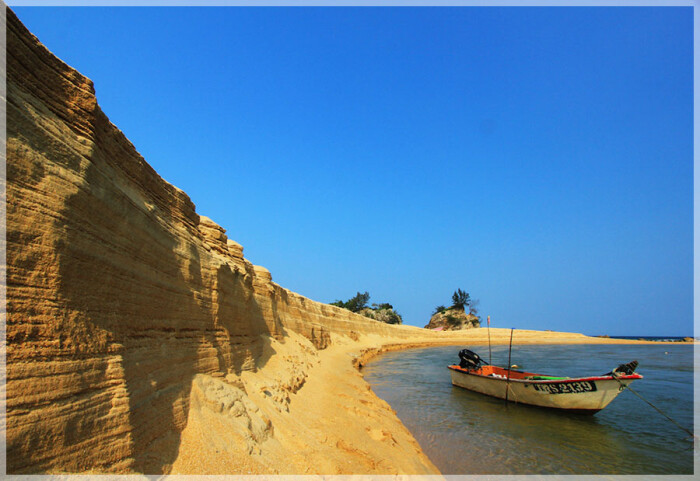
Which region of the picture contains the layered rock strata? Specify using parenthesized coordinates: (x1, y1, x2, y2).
(6, 8, 656, 475)
(5, 8, 439, 474)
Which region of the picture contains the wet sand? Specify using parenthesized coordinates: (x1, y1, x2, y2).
(170, 327, 681, 474)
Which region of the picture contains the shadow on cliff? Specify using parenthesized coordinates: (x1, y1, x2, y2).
(51, 110, 280, 473)
(6, 8, 296, 474)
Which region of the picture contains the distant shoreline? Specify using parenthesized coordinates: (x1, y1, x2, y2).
(353, 327, 695, 370)
(595, 335, 696, 342)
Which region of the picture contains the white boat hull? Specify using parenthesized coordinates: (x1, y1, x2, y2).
(448, 365, 641, 414)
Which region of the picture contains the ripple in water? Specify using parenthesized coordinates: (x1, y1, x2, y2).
(362, 344, 694, 474)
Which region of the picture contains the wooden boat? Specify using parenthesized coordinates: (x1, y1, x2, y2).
(448, 350, 642, 414)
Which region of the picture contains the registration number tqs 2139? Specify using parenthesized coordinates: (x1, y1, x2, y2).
(532, 381, 597, 394)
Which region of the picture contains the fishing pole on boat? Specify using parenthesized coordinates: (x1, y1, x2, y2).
(487, 315, 492, 365)
(449, 341, 690, 429)
(504, 327, 514, 404)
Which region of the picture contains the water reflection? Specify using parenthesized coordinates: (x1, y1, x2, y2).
(362, 344, 693, 475)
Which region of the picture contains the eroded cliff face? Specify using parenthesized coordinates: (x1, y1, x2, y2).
(6, 8, 434, 474)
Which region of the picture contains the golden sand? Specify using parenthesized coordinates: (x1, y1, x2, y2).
(170, 328, 675, 474)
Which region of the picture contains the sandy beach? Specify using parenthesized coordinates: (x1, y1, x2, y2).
(6, 7, 692, 474)
(169, 328, 681, 474)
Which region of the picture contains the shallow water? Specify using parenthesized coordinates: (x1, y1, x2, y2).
(362, 343, 695, 474)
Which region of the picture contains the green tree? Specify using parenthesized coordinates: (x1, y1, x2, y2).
(451, 289, 471, 311)
(375, 308, 402, 325)
(433, 305, 447, 315)
(373, 303, 393, 310)
(469, 298, 480, 316)
(345, 291, 370, 313)
(330, 293, 402, 324)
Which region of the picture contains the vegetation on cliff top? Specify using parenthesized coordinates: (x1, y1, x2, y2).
(434, 288, 480, 316)
(331, 292, 403, 325)
(426, 289, 481, 330)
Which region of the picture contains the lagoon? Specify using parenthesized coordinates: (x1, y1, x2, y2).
(362, 343, 694, 474)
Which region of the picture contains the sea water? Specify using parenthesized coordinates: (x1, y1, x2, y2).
(361, 343, 695, 474)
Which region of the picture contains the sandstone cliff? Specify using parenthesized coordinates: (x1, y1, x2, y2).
(6, 7, 656, 475)
(5, 8, 439, 474)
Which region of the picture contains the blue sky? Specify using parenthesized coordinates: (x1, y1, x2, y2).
(13, 6, 693, 335)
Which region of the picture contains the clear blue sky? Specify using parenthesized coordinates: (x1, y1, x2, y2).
(13, 6, 693, 336)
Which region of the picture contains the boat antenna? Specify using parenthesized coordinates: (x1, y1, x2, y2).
(504, 328, 514, 404)
(487, 315, 492, 365)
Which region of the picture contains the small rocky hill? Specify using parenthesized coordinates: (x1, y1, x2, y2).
(358, 307, 402, 325)
(424, 308, 480, 331)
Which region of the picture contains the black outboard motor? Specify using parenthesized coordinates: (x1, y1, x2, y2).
(604, 360, 639, 376)
(612, 360, 639, 376)
(458, 349, 486, 370)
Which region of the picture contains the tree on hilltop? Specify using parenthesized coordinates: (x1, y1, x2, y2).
(334, 291, 371, 313)
(433, 305, 447, 315)
(373, 302, 393, 310)
(330, 293, 402, 324)
(346, 291, 370, 312)
(451, 289, 471, 311)
(469, 298, 480, 316)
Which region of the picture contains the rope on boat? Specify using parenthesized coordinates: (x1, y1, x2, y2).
(612, 373, 695, 440)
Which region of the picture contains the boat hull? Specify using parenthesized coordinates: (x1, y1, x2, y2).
(448, 365, 641, 414)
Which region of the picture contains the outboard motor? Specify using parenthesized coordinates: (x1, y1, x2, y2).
(612, 360, 639, 376)
(604, 360, 639, 376)
(458, 349, 486, 370)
